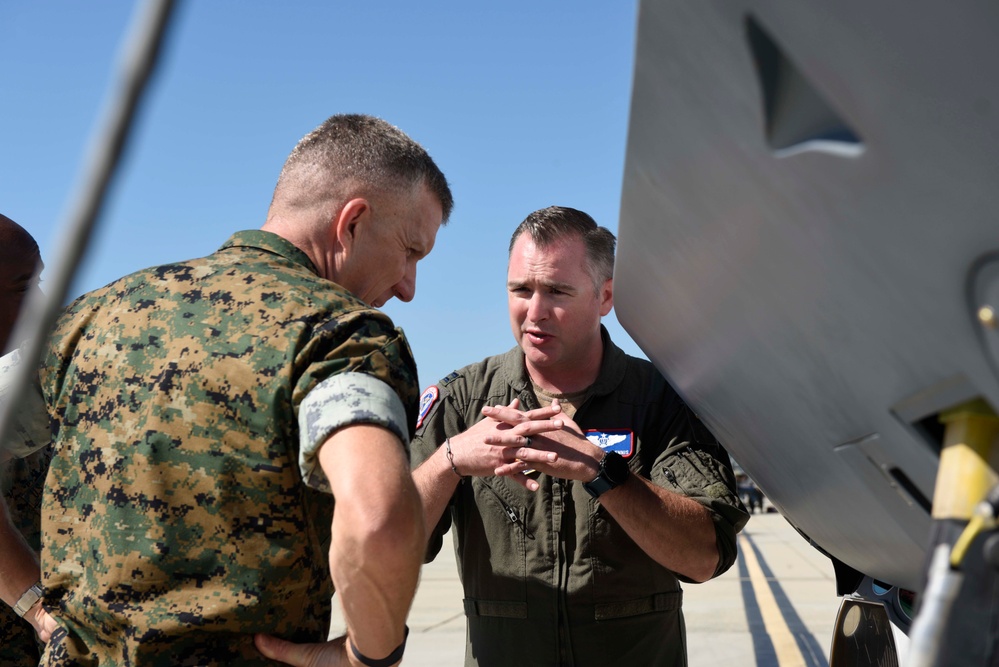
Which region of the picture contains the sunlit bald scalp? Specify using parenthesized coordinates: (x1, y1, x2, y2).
(0, 214, 39, 262)
(0, 213, 41, 353)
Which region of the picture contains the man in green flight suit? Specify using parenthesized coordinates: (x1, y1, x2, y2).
(1, 113, 453, 666)
(411, 206, 750, 666)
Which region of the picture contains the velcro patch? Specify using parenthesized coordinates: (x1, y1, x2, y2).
(585, 429, 635, 458)
(416, 386, 439, 429)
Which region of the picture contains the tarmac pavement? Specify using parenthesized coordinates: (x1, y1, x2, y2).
(683, 510, 840, 667)
(330, 509, 842, 666)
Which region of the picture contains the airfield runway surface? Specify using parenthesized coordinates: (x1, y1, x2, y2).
(329, 509, 842, 666)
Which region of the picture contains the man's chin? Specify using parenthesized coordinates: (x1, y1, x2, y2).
(522, 346, 558, 368)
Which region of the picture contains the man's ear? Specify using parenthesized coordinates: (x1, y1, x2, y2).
(599, 278, 614, 317)
(332, 198, 370, 250)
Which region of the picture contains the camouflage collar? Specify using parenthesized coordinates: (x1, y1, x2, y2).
(219, 230, 319, 275)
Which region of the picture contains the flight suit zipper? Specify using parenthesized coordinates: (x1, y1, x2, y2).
(482, 481, 534, 539)
(553, 478, 573, 665)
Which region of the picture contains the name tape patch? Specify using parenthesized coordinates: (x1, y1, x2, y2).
(585, 429, 635, 458)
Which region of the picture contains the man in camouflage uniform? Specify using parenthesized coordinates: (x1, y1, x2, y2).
(0, 214, 56, 666)
(2, 114, 452, 666)
(411, 206, 750, 666)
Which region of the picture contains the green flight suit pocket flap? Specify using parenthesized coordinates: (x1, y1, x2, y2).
(463, 598, 528, 619)
(594, 590, 683, 620)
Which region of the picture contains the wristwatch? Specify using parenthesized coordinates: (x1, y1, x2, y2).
(583, 451, 630, 498)
(13, 582, 43, 618)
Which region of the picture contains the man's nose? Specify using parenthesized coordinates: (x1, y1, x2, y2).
(395, 264, 417, 303)
(527, 292, 548, 321)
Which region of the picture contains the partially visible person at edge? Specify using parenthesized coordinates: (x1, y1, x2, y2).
(0, 114, 453, 666)
(409, 206, 750, 666)
(0, 213, 56, 667)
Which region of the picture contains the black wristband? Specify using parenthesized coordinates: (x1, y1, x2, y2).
(349, 626, 409, 667)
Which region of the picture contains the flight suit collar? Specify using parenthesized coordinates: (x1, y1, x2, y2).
(219, 230, 320, 276)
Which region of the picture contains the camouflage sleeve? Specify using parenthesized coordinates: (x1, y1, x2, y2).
(649, 407, 750, 579)
(293, 309, 421, 476)
(0, 349, 50, 461)
(298, 371, 409, 493)
(292, 309, 419, 442)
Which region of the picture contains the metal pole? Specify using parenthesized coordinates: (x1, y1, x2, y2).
(0, 0, 180, 455)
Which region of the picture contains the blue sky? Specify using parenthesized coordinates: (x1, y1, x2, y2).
(1, 2, 645, 389)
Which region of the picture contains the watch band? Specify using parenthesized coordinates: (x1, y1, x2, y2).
(583, 471, 616, 498)
(13, 582, 43, 618)
(583, 452, 628, 499)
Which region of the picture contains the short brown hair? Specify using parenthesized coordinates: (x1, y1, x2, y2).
(509, 206, 615, 288)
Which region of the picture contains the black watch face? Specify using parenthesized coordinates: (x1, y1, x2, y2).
(604, 452, 630, 485)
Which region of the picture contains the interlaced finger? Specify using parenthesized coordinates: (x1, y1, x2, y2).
(483, 422, 561, 447)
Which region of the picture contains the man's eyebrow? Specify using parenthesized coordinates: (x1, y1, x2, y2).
(507, 278, 576, 293)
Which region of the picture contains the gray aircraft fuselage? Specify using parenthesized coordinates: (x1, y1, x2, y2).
(616, 0, 999, 594)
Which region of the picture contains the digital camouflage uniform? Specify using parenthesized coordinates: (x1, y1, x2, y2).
(32, 231, 420, 666)
(0, 346, 57, 666)
(411, 329, 750, 667)
(0, 446, 51, 666)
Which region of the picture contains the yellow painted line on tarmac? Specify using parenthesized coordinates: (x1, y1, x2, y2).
(740, 534, 808, 667)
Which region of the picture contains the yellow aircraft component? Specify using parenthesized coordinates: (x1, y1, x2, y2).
(933, 399, 999, 522)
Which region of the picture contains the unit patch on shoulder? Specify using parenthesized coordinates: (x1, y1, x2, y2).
(416, 386, 439, 429)
(585, 429, 635, 458)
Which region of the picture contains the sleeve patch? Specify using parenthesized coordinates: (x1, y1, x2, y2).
(416, 386, 439, 429)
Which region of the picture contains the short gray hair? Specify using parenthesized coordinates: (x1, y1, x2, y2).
(272, 114, 453, 222)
